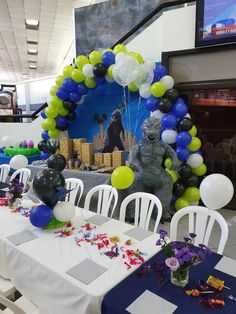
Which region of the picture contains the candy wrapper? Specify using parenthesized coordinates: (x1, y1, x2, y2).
(206, 275, 228, 291)
(0, 198, 8, 206)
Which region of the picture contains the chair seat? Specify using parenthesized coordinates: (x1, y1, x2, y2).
(0, 277, 15, 298)
(3, 296, 38, 314)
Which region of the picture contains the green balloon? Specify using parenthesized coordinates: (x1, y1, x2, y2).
(55, 75, 64, 87)
(128, 82, 138, 92)
(175, 197, 189, 211)
(189, 125, 197, 137)
(187, 137, 201, 152)
(192, 163, 207, 176)
(42, 118, 56, 131)
(113, 44, 127, 55)
(111, 166, 134, 190)
(184, 187, 200, 202)
(50, 96, 63, 108)
(45, 106, 57, 118)
(58, 106, 69, 116)
(164, 157, 172, 169)
(75, 55, 89, 70)
(89, 51, 102, 65)
(166, 169, 178, 183)
(71, 69, 85, 83)
(107, 65, 114, 79)
(48, 128, 60, 139)
(63, 65, 74, 78)
(84, 77, 96, 88)
(50, 85, 58, 96)
(150, 82, 166, 98)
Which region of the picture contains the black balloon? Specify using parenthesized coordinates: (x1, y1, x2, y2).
(179, 164, 192, 179)
(184, 174, 199, 187)
(47, 139, 59, 154)
(173, 180, 186, 197)
(93, 63, 107, 77)
(177, 117, 193, 132)
(38, 140, 48, 152)
(33, 168, 65, 208)
(159, 98, 172, 113)
(66, 111, 77, 121)
(47, 154, 67, 172)
(63, 100, 77, 112)
(164, 88, 179, 101)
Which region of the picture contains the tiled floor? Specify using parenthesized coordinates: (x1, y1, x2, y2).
(158, 208, 236, 260)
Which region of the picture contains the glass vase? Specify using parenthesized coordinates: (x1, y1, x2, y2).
(8, 198, 20, 212)
(170, 266, 189, 288)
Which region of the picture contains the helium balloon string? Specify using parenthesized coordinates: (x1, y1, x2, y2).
(133, 96, 142, 146)
(127, 88, 131, 150)
(123, 86, 128, 148)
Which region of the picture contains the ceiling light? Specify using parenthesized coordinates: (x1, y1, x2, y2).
(29, 64, 37, 69)
(28, 49, 38, 55)
(25, 19, 39, 30)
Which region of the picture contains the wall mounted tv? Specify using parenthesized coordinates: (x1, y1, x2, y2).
(195, 0, 236, 47)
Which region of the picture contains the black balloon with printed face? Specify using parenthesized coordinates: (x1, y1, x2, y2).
(176, 117, 193, 132)
(47, 154, 66, 172)
(173, 180, 186, 197)
(33, 168, 65, 208)
(37, 140, 48, 152)
(164, 88, 179, 102)
(159, 98, 172, 113)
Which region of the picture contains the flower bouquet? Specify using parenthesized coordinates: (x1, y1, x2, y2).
(6, 178, 24, 211)
(156, 230, 211, 287)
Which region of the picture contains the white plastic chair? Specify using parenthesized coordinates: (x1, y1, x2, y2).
(65, 178, 84, 206)
(0, 294, 38, 314)
(10, 168, 31, 192)
(84, 184, 118, 217)
(0, 164, 10, 183)
(119, 192, 163, 233)
(170, 206, 229, 254)
(0, 276, 15, 298)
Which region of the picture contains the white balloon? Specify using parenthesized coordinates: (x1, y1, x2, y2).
(139, 83, 151, 98)
(187, 154, 203, 168)
(184, 113, 191, 119)
(1, 136, 14, 147)
(134, 64, 154, 88)
(115, 52, 126, 63)
(113, 56, 140, 86)
(82, 64, 94, 78)
(53, 201, 75, 222)
(160, 75, 175, 90)
(200, 174, 234, 210)
(144, 59, 156, 72)
(151, 110, 164, 120)
(9, 155, 28, 170)
(161, 130, 177, 144)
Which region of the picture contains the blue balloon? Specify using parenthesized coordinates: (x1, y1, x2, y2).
(62, 78, 78, 92)
(41, 110, 47, 119)
(69, 92, 81, 103)
(145, 96, 160, 111)
(176, 146, 190, 161)
(102, 51, 115, 67)
(172, 98, 188, 118)
(153, 65, 168, 82)
(56, 115, 68, 130)
(161, 114, 177, 129)
(41, 131, 49, 141)
(94, 77, 106, 85)
(56, 87, 69, 100)
(176, 131, 192, 147)
(77, 83, 89, 95)
(29, 205, 52, 228)
(41, 151, 50, 160)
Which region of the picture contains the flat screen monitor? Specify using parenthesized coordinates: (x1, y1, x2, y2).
(195, 0, 236, 47)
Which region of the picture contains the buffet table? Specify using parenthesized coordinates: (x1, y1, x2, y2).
(0, 202, 160, 314)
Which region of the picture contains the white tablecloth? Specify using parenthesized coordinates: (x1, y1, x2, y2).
(0, 202, 160, 314)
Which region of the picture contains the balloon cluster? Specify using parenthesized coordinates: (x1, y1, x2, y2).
(29, 154, 75, 228)
(37, 138, 60, 160)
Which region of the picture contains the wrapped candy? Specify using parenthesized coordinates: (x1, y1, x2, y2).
(206, 275, 229, 291)
(186, 289, 214, 296)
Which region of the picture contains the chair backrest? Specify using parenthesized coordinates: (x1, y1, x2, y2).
(84, 184, 118, 217)
(119, 192, 163, 233)
(0, 164, 10, 183)
(170, 206, 229, 254)
(65, 178, 84, 206)
(10, 168, 31, 191)
(0, 294, 25, 314)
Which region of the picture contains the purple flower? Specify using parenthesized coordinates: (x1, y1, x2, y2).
(184, 236, 191, 242)
(199, 244, 211, 255)
(159, 229, 168, 239)
(181, 247, 189, 254)
(165, 257, 179, 271)
(175, 251, 184, 259)
(156, 239, 161, 246)
(189, 233, 196, 238)
(177, 257, 184, 266)
(183, 252, 193, 262)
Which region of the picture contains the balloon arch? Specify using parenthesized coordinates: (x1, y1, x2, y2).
(40, 44, 207, 211)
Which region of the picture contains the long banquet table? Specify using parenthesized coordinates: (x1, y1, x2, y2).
(0, 202, 160, 314)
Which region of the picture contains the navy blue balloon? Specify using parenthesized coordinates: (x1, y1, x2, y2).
(153, 65, 168, 82)
(161, 114, 178, 129)
(29, 205, 52, 228)
(42, 131, 49, 141)
(69, 92, 81, 103)
(41, 151, 50, 160)
(56, 87, 69, 100)
(145, 96, 160, 111)
(41, 110, 47, 119)
(172, 98, 188, 118)
(77, 83, 88, 95)
(62, 78, 77, 92)
(176, 146, 190, 161)
(176, 131, 192, 147)
(95, 77, 106, 85)
(56, 115, 68, 131)
(102, 51, 115, 67)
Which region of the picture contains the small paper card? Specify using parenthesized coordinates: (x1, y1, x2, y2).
(124, 226, 153, 241)
(126, 290, 178, 314)
(214, 256, 236, 277)
(7, 230, 38, 246)
(86, 214, 111, 225)
(66, 258, 107, 284)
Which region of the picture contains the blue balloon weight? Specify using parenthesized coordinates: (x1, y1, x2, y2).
(153, 65, 168, 82)
(41, 151, 50, 160)
(77, 83, 89, 95)
(41, 131, 50, 141)
(176, 131, 192, 147)
(62, 78, 78, 92)
(29, 205, 52, 228)
(176, 146, 190, 161)
(41, 110, 47, 119)
(161, 114, 178, 129)
(172, 98, 188, 118)
(102, 51, 115, 67)
(69, 92, 81, 103)
(56, 87, 69, 100)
